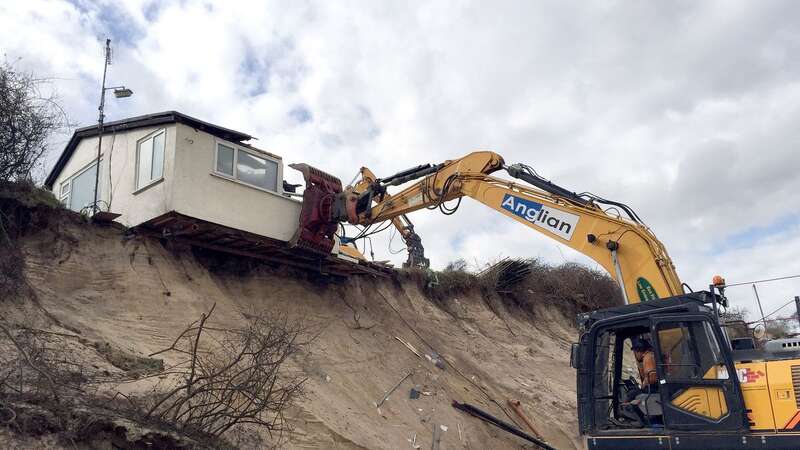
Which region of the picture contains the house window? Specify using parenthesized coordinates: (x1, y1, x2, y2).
(216, 144, 235, 176)
(59, 180, 70, 205)
(136, 129, 166, 189)
(214, 143, 279, 192)
(59, 160, 101, 213)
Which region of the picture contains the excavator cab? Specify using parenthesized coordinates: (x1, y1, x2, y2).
(572, 291, 800, 449)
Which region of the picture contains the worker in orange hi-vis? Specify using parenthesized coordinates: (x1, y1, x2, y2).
(625, 336, 659, 402)
(633, 337, 658, 387)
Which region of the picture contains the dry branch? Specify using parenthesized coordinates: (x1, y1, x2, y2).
(143, 305, 309, 440)
(0, 321, 61, 402)
(0, 62, 70, 182)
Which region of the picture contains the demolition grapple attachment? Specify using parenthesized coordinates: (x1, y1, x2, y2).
(288, 163, 343, 255)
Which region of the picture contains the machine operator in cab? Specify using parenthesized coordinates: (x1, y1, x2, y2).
(627, 336, 658, 401)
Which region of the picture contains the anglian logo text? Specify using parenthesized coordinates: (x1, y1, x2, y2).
(500, 194, 579, 241)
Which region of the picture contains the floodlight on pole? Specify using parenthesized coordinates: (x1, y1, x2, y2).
(92, 39, 133, 216)
(112, 87, 133, 98)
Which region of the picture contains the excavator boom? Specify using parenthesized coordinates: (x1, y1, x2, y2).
(293, 150, 682, 303)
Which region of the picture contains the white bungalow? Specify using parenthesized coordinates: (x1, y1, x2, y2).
(45, 111, 380, 275)
(45, 111, 301, 241)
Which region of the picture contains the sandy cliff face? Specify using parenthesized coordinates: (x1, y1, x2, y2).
(3, 208, 581, 449)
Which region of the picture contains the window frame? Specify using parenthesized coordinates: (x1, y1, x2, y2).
(59, 158, 102, 212)
(59, 180, 71, 205)
(586, 320, 653, 433)
(134, 128, 167, 192)
(212, 139, 281, 194)
(215, 143, 235, 177)
(655, 320, 727, 381)
(650, 314, 745, 430)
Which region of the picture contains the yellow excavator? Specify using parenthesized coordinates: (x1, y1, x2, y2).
(290, 151, 800, 449)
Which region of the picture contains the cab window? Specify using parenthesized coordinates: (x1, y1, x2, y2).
(657, 321, 727, 380)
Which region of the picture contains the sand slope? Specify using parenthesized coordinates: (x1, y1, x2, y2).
(9, 217, 582, 449)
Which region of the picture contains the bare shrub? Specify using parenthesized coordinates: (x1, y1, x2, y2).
(720, 306, 797, 341)
(398, 257, 622, 318)
(508, 260, 622, 315)
(0, 321, 202, 446)
(720, 305, 750, 339)
(144, 304, 308, 442)
(766, 319, 794, 339)
(444, 258, 468, 272)
(430, 264, 481, 300)
(0, 323, 89, 403)
(396, 259, 489, 304)
(0, 62, 69, 182)
(0, 321, 108, 440)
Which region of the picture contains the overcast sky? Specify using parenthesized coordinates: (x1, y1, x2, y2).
(2, 0, 799, 318)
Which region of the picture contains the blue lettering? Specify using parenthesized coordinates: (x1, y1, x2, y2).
(501, 194, 542, 224)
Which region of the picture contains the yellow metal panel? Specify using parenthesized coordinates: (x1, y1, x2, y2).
(735, 361, 776, 430)
(670, 386, 728, 419)
(765, 360, 800, 430)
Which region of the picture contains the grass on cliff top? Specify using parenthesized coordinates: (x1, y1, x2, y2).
(0, 179, 61, 209)
(399, 257, 623, 316)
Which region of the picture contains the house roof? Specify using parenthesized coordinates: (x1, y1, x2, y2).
(44, 111, 255, 188)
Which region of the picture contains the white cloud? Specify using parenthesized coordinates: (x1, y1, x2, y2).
(2, 0, 799, 313)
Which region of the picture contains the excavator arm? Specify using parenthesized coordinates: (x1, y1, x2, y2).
(292, 151, 682, 303)
(345, 167, 429, 269)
